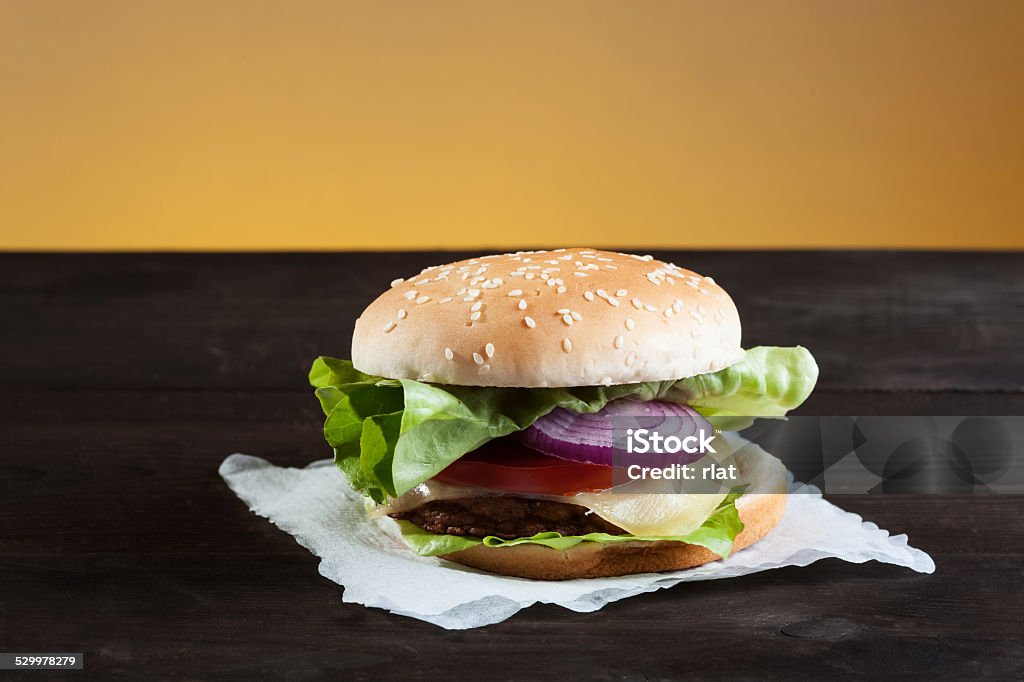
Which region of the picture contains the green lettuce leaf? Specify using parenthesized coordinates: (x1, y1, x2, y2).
(395, 491, 745, 560)
(309, 346, 816, 500)
(664, 346, 819, 418)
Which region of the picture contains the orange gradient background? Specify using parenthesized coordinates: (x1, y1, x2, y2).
(1, 1, 1022, 250)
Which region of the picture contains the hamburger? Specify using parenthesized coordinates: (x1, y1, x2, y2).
(309, 248, 818, 579)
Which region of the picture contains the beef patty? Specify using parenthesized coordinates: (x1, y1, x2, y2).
(390, 496, 626, 539)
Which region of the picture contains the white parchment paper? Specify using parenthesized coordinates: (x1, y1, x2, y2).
(219, 452, 934, 629)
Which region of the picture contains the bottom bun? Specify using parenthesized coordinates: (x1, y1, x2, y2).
(441, 440, 788, 580)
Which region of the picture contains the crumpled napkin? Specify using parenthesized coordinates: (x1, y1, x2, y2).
(219, 453, 934, 629)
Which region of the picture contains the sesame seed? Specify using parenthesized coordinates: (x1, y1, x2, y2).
(672, 300, 683, 313)
(625, 318, 635, 331)
(390, 278, 404, 287)
(557, 286, 567, 294)
(404, 291, 417, 300)
(471, 302, 483, 312)
(510, 271, 524, 277)
(664, 308, 674, 318)
(607, 297, 619, 307)
(570, 311, 582, 321)
(645, 304, 657, 312)
(416, 295, 431, 305)
(473, 352, 484, 365)
(557, 308, 570, 314)
(508, 289, 523, 297)
(470, 311, 481, 321)
(704, 276, 716, 284)
(518, 299, 527, 310)
(444, 347, 454, 360)
(574, 272, 587, 277)
(485, 343, 495, 358)
(584, 291, 595, 301)
(524, 316, 536, 328)
(468, 289, 480, 297)
(689, 310, 702, 323)
(616, 289, 627, 297)
(479, 364, 491, 374)
(631, 298, 643, 310)
(397, 308, 408, 319)
(596, 289, 608, 298)
(562, 338, 573, 353)
(440, 297, 453, 304)
(463, 297, 475, 302)
(699, 288, 710, 295)
(614, 335, 624, 349)
(697, 305, 706, 315)
(562, 314, 573, 326)
(625, 351, 637, 366)
(383, 322, 396, 333)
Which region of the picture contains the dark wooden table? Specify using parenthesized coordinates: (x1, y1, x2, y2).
(2, 251, 1022, 681)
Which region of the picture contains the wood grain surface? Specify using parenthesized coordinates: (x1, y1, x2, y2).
(0, 251, 1021, 680)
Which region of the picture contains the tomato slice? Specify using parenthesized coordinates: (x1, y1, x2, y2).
(433, 439, 613, 495)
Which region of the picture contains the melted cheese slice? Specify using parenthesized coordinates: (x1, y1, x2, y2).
(572, 489, 726, 537)
(572, 432, 741, 536)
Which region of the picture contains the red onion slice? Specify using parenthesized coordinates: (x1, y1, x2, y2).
(512, 400, 712, 467)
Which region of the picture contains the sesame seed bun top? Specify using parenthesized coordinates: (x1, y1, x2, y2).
(351, 248, 744, 387)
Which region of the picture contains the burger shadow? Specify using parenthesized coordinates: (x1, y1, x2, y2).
(475, 557, 933, 629)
